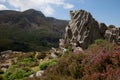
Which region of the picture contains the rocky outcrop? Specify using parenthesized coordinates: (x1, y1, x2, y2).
(64, 10, 108, 49)
(105, 27, 120, 44)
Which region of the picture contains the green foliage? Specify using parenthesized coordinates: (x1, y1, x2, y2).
(64, 48, 70, 54)
(39, 59, 57, 70)
(95, 39, 107, 45)
(17, 57, 38, 67)
(4, 65, 33, 80)
(0, 26, 59, 52)
(89, 39, 107, 49)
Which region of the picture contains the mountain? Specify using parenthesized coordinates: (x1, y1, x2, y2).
(0, 9, 68, 52)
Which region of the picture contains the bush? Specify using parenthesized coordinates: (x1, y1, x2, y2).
(37, 42, 120, 80)
(3, 65, 33, 80)
(39, 59, 57, 70)
(95, 39, 106, 44)
(17, 57, 37, 67)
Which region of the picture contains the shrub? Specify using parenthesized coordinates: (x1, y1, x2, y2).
(17, 57, 37, 67)
(3, 65, 33, 80)
(39, 59, 57, 70)
(95, 39, 107, 45)
(37, 42, 120, 80)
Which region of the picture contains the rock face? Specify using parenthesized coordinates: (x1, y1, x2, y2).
(105, 27, 120, 44)
(64, 10, 108, 49)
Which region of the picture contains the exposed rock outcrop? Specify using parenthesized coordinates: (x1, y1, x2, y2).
(64, 10, 119, 49)
(105, 27, 120, 44)
(64, 10, 107, 49)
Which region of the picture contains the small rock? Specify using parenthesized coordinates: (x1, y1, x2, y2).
(1, 67, 7, 72)
(29, 74, 34, 78)
(73, 47, 84, 54)
(36, 70, 44, 77)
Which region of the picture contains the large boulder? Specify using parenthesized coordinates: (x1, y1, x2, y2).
(64, 10, 107, 49)
(105, 27, 120, 43)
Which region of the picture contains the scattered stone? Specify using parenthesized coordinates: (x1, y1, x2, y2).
(50, 47, 58, 58)
(29, 70, 44, 78)
(73, 47, 84, 54)
(1, 67, 7, 72)
(51, 53, 58, 58)
(29, 74, 34, 78)
(59, 39, 65, 48)
(36, 70, 44, 77)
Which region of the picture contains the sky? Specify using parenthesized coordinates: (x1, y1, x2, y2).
(0, 0, 120, 27)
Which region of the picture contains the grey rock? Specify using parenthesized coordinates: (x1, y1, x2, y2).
(105, 27, 120, 43)
(64, 10, 105, 49)
(36, 70, 44, 77)
(29, 74, 34, 78)
(99, 23, 108, 38)
(1, 67, 7, 72)
(29, 70, 44, 78)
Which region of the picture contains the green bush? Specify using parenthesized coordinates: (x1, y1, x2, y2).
(3, 65, 33, 80)
(95, 39, 107, 45)
(17, 57, 37, 67)
(39, 59, 57, 70)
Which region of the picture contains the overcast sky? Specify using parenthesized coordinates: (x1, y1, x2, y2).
(0, 0, 120, 27)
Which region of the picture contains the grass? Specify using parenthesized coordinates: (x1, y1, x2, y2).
(0, 26, 59, 52)
(31, 66, 40, 72)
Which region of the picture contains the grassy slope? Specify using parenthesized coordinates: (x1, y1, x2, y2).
(0, 26, 60, 52)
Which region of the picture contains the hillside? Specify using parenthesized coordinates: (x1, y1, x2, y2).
(0, 9, 119, 80)
(0, 9, 68, 52)
(0, 40, 119, 80)
(36, 40, 120, 80)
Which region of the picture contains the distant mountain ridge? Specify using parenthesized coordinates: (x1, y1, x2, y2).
(0, 9, 68, 29)
(0, 9, 68, 52)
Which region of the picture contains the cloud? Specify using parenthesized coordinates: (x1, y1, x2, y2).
(0, 4, 8, 10)
(0, 0, 6, 3)
(41, 5, 55, 16)
(63, 3, 74, 9)
(5, 0, 74, 16)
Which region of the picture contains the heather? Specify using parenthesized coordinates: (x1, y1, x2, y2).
(34, 40, 120, 80)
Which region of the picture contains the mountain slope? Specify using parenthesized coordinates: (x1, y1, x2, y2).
(0, 9, 68, 52)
